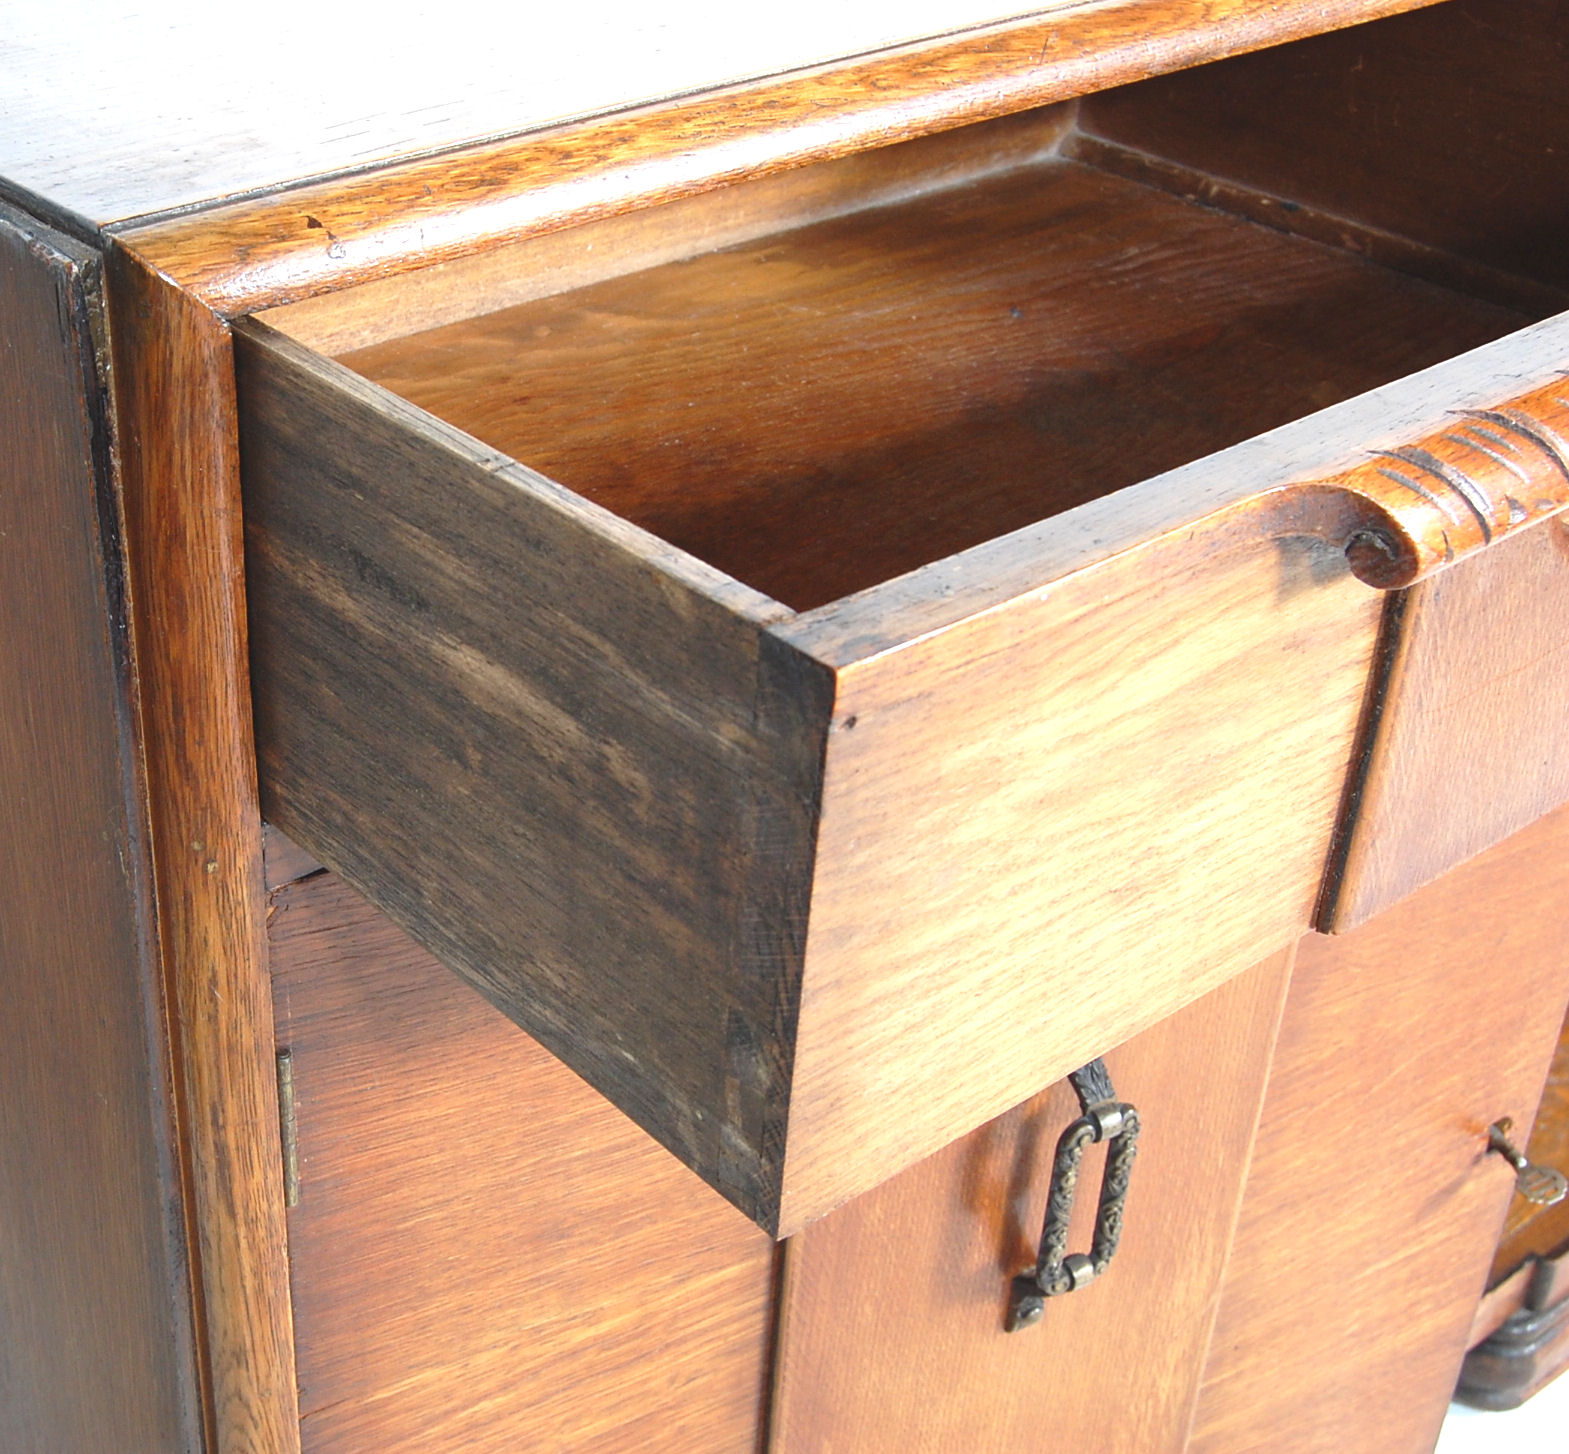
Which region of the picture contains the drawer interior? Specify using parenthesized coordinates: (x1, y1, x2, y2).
(336, 155, 1530, 612)
(259, 0, 1569, 616)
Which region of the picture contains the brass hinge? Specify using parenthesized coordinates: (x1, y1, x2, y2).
(275, 1047, 300, 1209)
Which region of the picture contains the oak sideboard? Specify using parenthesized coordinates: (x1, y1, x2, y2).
(6, 2, 1569, 1450)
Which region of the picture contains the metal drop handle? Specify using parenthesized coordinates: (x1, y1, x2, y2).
(1488, 1121, 1568, 1207)
(1006, 1058, 1140, 1332)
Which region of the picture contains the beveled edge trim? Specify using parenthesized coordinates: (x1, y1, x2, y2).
(111, 0, 1444, 316)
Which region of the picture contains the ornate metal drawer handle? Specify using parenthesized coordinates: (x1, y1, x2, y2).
(1006, 1058, 1140, 1332)
(1488, 1120, 1568, 1207)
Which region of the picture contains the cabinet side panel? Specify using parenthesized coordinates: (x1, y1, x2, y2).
(771, 948, 1292, 1453)
(0, 204, 198, 1451)
(271, 870, 778, 1454)
(1192, 802, 1569, 1453)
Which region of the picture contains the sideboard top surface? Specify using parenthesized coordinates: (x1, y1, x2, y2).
(0, 0, 1046, 226)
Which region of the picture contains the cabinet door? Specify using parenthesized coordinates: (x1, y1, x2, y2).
(1192, 802, 1569, 1453)
(769, 948, 1293, 1453)
(268, 867, 777, 1454)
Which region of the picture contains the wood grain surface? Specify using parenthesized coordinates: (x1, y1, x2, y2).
(270, 869, 777, 1454)
(237, 321, 828, 1233)
(105, 246, 300, 1453)
(1326, 521, 1569, 929)
(115, 0, 1448, 314)
(771, 949, 1293, 1454)
(1079, 0, 1569, 291)
(0, 200, 199, 1454)
(777, 521, 1380, 1231)
(342, 156, 1524, 612)
(1063, 130, 1569, 320)
(1192, 804, 1569, 1454)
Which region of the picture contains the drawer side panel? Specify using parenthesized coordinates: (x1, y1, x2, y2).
(236, 323, 831, 1231)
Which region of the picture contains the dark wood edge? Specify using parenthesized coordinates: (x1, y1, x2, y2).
(104, 243, 301, 1454)
(1456, 1287, 1569, 1411)
(1313, 589, 1410, 933)
(68, 218, 211, 1454)
(262, 822, 325, 891)
(111, 0, 1446, 315)
(235, 315, 833, 1233)
(0, 198, 207, 1451)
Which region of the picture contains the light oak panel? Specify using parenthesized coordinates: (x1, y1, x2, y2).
(779, 525, 1380, 1228)
(771, 948, 1292, 1454)
(271, 870, 777, 1454)
(1192, 803, 1569, 1454)
(106, 247, 300, 1454)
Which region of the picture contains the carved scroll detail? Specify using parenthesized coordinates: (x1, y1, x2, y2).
(1322, 376, 1569, 589)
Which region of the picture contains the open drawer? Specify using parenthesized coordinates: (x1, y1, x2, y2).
(237, 0, 1569, 1235)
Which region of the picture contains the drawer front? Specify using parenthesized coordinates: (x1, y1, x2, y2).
(269, 866, 776, 1453)
(1192, 802, 1569, 1454)
(773, 518, 1378, 1229)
